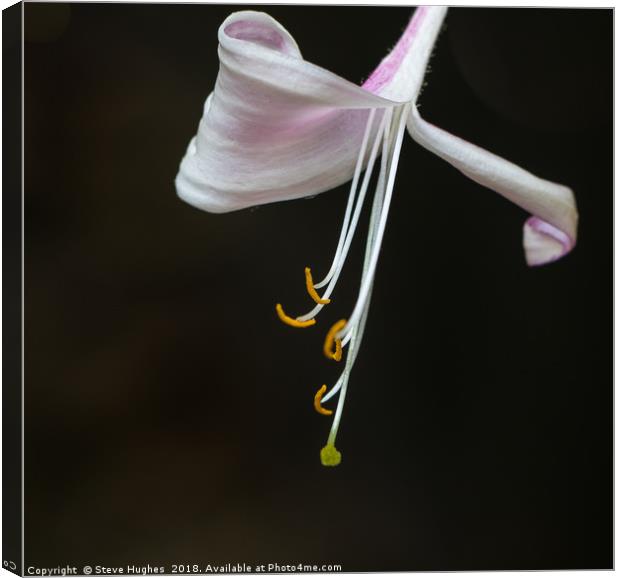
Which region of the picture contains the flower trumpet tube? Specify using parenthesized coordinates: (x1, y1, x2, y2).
(176, 7, 578, 466)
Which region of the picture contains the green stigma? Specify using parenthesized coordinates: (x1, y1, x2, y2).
(320, 443, 342, 466)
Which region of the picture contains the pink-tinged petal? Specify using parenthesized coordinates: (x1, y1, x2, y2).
(177, 11, 395, 214)
(363, 6, 447, 102)
(176, 9, 447, 213)
(407, 108, 578, 265)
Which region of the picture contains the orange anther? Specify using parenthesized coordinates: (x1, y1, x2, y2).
(314, 384, 333, 416)
(275, 303, 316, 328)
(323, 319, 346, 361)
(305, 267, 331, 305)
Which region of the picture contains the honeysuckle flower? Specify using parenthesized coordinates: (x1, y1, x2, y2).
(176, 7, 578, 466)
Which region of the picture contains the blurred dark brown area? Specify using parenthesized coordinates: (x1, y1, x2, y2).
(24, 4, 611, 571)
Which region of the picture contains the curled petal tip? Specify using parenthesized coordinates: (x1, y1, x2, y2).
(523, 216, 577, 267)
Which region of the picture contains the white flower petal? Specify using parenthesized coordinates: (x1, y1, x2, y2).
(176, 11, 397, 213)
(176, 8, 447, 213)
(363, 6, 447, 102)
(407, 107, 578, 265)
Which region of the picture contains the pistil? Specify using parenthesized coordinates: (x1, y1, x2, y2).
(319, 104, 410, 464)
(274, 101, 410, 466)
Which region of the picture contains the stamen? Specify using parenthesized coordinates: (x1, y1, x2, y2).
(313, 384, 333, 416)
(305, 267, 330, 305)
(275, 303, 316, 328)
(320, 443, 342, 467)
(323, 319, 346, 360)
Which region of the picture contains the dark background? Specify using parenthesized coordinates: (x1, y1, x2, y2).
(24, 4, 612, 571)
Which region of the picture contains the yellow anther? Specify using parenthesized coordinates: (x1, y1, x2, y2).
(275, 303, 316, 328)
(305, 267, 331, 305)
(320, 443, 342, 466)
(323, 319, 346, 361)
(314, 385, 333, 416)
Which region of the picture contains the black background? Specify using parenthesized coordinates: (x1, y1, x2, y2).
(24, 4, 612, 571)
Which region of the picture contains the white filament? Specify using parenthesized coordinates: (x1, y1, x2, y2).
(322, 110, 394, 406)
(340, 104, 408, 346)
(314, 109, 377, 289)
(297, 108, 390, 322)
